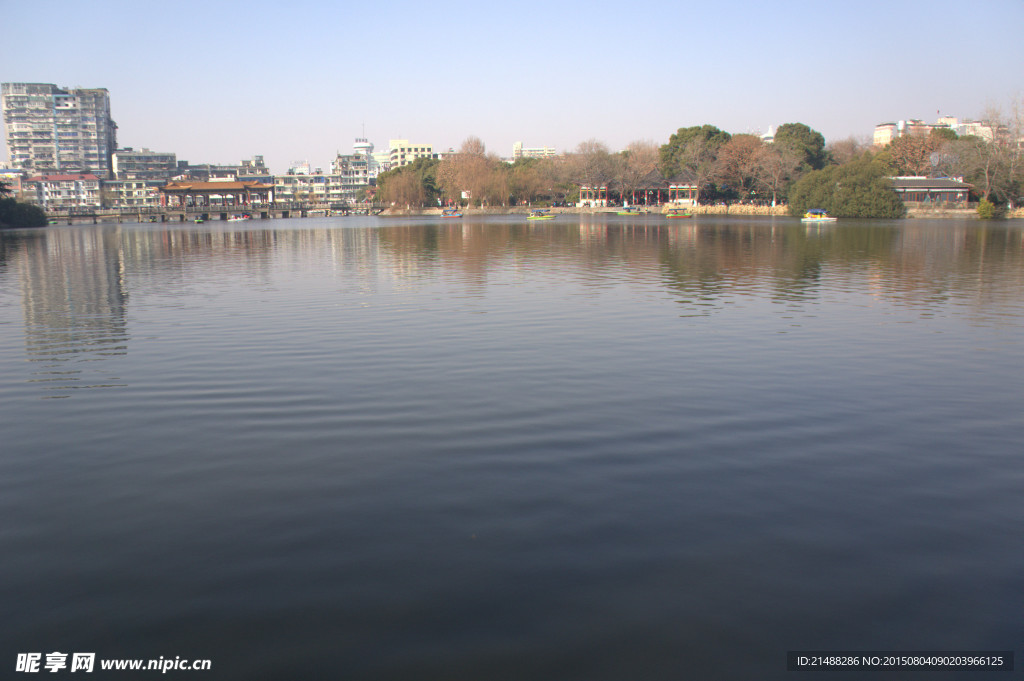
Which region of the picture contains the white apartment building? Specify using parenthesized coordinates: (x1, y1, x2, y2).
(103, 179, 164, 208)
(112, 148, 177, 180)
(331, 144, 374, 203)
(512, 141, 558, 160)
(873, 116, 998, 146)
(388, 139, 437, 168)
(2, 83, 118, 177)
(22, 174, 102, 209)
(274, 174, 330, 204)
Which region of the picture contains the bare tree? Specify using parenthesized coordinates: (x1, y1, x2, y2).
(714, 134, 764, 201)
(381, 168, 426, 208)
(674, 136, 721, 203)
(569, 139, 615, 190)
(950, 105, 1020, 203)
(886, 134, 938, 176)
(459, 136, 487, 157)
(616, 140, 661, 205)
(437, 136, 498, 206)
(756, 142, 802, 207)
(509, 160, 545, 205)
(827, 136, 868, 165)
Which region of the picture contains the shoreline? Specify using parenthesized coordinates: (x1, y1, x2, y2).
(379, 205, 1023, 219)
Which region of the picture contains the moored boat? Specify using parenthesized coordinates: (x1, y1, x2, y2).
(527, 209, 555, 220)
(441, 208, 463, 218)
(227, 213, 252, 222)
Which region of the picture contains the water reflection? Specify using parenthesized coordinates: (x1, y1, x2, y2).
(2, 217, 1022, 398)
(14, 228, 129, 397)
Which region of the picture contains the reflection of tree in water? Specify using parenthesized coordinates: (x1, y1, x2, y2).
(656, 220, 1024, 317)
(656, 222, 844, 314)
(18, 228, 129, 397)
(0, 230, 46, 276)
(370, 218, 1024, 320)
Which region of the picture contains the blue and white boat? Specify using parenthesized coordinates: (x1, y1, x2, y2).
(801, 209, 837, 223)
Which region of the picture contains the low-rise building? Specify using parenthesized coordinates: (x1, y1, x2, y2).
(274, 174, 331, 204)
(873, 123, 899, 147)
(178, 155, 271, 182)
(22, 174, 102, 209)
(103, 179, 164, 208)
(512, 142, 558, 160)
(890, 176, 971, 205)
(874, 116, 999, 146)
(0, 168, 25, 199)
(112, 148, 177, 180)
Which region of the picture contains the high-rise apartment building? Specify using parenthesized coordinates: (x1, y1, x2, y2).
(2, 82, 118, 178)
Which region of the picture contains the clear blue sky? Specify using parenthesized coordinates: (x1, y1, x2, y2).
(2, 0, 1022, 174)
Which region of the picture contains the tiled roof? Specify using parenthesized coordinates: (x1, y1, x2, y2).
(25, 174, 101, 182)
(890, 177, 971, 189)
(161, 181, 274, 191)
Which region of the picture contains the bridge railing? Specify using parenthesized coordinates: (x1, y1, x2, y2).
(44, 202, 359, 217)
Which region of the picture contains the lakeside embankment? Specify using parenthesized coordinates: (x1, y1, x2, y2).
(382, 204, 1024, 219)
(383, 205, 791, 217)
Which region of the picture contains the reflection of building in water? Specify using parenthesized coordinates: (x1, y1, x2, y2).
(18, 227, 129, 394)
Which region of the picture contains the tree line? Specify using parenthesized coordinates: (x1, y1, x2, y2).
(377, 124, 830, 211)
(378, 106, 1023, 218)
(377, 123, 843, 210)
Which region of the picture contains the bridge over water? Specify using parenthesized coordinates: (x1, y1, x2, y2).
(45, 203, 373, 225)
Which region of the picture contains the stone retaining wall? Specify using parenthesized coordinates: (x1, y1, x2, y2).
(382, 204, 1023, 219)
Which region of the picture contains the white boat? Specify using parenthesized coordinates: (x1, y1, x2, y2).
(227, 214, 252, 222)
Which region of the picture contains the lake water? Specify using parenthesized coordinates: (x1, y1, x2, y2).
(1, 215, 1022, 680)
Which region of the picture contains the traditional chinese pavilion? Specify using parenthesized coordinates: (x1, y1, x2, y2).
(159, 180, 274, 208)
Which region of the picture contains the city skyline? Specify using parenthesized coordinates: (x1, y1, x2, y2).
(2, 0, 1023, 176)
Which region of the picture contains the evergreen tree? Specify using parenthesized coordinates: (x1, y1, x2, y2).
(774, 123, 827, 171)
(0, 198, 48, 228)
(788, 155, 905, 218)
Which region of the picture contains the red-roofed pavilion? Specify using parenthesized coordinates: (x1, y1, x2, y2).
(159, 180, 274, 208)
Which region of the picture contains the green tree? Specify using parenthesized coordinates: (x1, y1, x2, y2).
(788, 154, 905, 218)
(0, 198, 48, 228)
(930, 127, 958, 143)
(774, 123, 827, 171)
(377, 157, 441, 208)
(659, 125, 731, 202)
(659, 125, 730, 176)
(976, 198, 997, 218)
